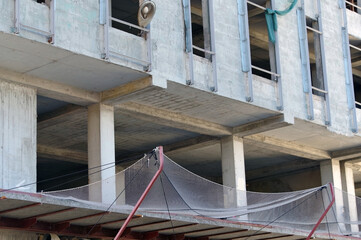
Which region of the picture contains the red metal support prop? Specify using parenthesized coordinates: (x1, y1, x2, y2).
(114, 146, 164, 240)
(306, 183, 335, 240)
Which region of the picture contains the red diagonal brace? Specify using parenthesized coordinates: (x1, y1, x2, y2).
(114, 146, 164, 240)
(306, 183, 335, 240)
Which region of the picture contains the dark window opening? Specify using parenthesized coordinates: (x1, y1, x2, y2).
(346, 0, 360, 13)
(248, 0, 277, 80)
(349, 35, 361, 108)
(306, 17, 325, 97)
(35, 0, 49, 6)
(190, 0, 212, 59)
(111, 0, 142, 36)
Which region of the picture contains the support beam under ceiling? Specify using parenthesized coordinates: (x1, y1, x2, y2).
(244, 135, 331, 160)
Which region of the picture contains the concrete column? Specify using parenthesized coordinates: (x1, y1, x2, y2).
(88, 103, 116, 204)
(221, 136, 247, 208)
(320, 159, 346, 231)
(341, 162, 359, 233)
(0, 81, 36, 193)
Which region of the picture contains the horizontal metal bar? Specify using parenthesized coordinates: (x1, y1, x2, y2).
(247, 1, 266, 10)
(251, 65, 280, 77)
(192, 45, 215, 55)
(109, 17, 149, 32)
(345, 1, 361, 10)
(20, 23, 52, 36)
(355, 101, 361, 107)
(306, 26, 322, 35)
(350, 44, 361, 52)
(311, 86, 328, 94)
(109, 50, 150, 66)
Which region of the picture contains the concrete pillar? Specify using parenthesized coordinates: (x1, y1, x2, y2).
(0, 81, 36, 192)
(221, 136, 247, 207)
(88, 103, 116, 204)
(341, 162, 359, 233)
(320, 159, 346, 231)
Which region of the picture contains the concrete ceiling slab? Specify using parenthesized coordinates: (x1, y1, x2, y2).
(0, 31, 148, 92)
(262, 119, 361, 151)
(0, 44, 53, 73)
(129, 81, 279, 127)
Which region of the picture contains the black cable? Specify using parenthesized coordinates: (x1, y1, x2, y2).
(321, 189, 332, 239)
(42, 163, 118, 191)
(325, 186, 346, 235)
(0, 151, 150, 193)
(86, 151, 155, 237)
(244, 187, 325, 240)
(160, 172, 175, 234)
(161, 169, 209, 218)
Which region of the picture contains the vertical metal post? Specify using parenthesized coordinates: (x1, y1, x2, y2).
(49, 0, 56, 44)
(183, 0, 194, 85)
(14, 0, 20, 34)
(271, 0, 283, 111)
(114, 147, 164, 240)
(317, 0, 331, 126)
(306, 183, 335, 240)
(297, 6, 314, 120)
(237, 0, 253, 102)
(102, 0, 110, 60)
(341, 0, 358, 132)
(208, 0, 218, 92)
(146, 25, 152, 72)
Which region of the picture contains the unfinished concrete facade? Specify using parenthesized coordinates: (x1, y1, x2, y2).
(0, 0, 361, 239)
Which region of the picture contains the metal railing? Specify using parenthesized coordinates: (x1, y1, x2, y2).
(183, 0, 218, 92)
(245, 0, 283, 110)
(345, 0, 361, 12)
(13, 0, 55, 43)
(251, 65, 280, 78)
(101, 1, 152, 71)
(306, 26, 322, 35)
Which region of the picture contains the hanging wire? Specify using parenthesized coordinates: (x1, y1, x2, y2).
(321, 188, 332, 239)
(159, 172, 175, 234)
(244, 186, 325, 240)
(0, 151, 151, 193)
(86, 150, 157, 237)
(325, 187, 346, 236)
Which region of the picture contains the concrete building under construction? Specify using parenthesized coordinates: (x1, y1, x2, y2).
(1, 0, 361, 239)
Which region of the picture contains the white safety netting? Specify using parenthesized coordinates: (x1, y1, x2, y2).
(42, 149, 361, 239)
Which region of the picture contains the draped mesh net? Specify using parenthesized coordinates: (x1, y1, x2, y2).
(42, 149, 361, 238)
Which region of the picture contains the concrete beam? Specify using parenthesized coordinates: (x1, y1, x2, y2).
(244, 135, 331, 160)
(101, 76, 155, 104)
(248, 7, 264, 18)
(0, 67, 100, 105)
(331, 146, 361, 161)
(37, 145, 87, 164)
(246, 159, 320, 182)
(37, 104, 86, 130)
(352, 68, 361, 79)
(233, 115, 290, 137)
(164, 136, 219, 155)
(115, 102, 233, 136)
(355, 182, 361, 189)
